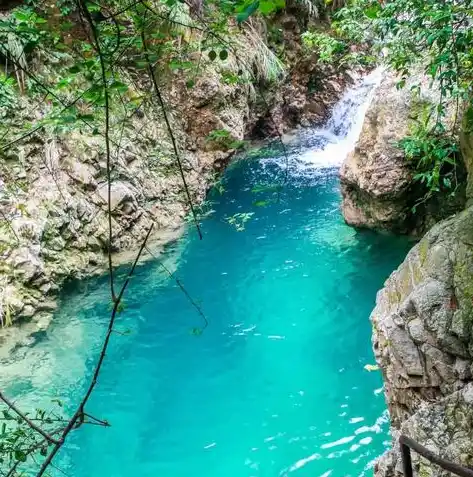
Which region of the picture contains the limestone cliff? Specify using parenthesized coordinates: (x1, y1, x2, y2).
(340, 73, 465, 236)
(343, 70, 473, 476)
(372, 206, 473, 476)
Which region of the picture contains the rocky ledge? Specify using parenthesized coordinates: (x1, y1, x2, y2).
(372, 206, 473, 476)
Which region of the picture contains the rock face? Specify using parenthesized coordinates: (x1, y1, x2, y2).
(0, 79, 245, 324)
(340, 73, 465, 235)
(371, 206, 473, 476)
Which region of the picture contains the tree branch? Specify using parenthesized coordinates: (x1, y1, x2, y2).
(0, 393, 59, 445)
(35, 223, 154, 477)
(139, 23, 203, 239)
(78, 0, 117, 302)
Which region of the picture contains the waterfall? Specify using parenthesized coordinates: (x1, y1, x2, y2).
(268, 68, 382, 177)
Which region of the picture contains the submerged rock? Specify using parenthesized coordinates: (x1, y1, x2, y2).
(372, 206, 473, 476)
(340, 73, 465, 236)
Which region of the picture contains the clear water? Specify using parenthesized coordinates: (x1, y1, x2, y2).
(1, 71, 412, 477)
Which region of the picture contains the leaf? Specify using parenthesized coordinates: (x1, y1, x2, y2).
(259, 0, 284, 14)
(396, 79, 406, 90)
(251, 183, 282, 193)
(364, 4, 380, 19)
(259, 0, 273, 14)
(14, 450, 27, 462)
(208, 50, 217, 61)
(56, 78, 73, 89)
(364, 364, 380, 372)
(253, 200, 269, 207)
(219, 50, 228, 61)
(51, 398, 63, 407)
(68, 65, 81, 74)
(186, 79, 195, 89)
(77, 114, 95, 121)
(13, 11, 31, 22)
(237, 1, 259, 23)
(109, 81, 128, 93)
(86, 1, 101, 12)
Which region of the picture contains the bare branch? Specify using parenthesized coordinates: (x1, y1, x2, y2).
(77, 0, 116, 302)
(35, 224, 154, 476)
(139, 20, 203, 240)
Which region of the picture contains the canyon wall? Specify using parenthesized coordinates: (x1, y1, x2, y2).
(344, 73, 473, 476)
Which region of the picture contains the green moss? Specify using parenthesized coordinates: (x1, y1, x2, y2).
(418, 460, 432, 477)
(454, 252, 473, 301)
(453, 250, 473, 334)
(398, 265, 413, 298)
(418, 239, 429, 265)
(411, 261, 423, 285)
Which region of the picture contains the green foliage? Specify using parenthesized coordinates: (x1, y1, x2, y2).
(0, 402, 65, 471)
(0, 74, 18, 117)
(300, 29, 374, 67)
(205, 129, 246, 150)
(236, 0, 286, 23)
(301, 30, 346, 63)
(226, 212, 255, 231)
(0, 6, 49, 88)
(399, 123, 459, 199)
(232, 24, 285, 84)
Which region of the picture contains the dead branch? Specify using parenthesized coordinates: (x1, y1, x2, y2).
(35, 223, 154, 477)
(77, 0, 117, 302)
(139, 21, 203, 240)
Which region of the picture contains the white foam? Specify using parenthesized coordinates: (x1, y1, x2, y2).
(263, 68, 383, 177)
(286, 452, 321, 472)
(321, 435, 355, 449)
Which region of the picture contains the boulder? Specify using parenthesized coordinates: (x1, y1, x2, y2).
(341, 73, 465, 235)
(68, 161, 97, 190)
(375, 384, 473, 477)
(97, 181, 137, 214)
(9, 246, 44, 284)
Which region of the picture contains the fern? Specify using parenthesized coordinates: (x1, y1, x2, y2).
(234, 24, 285, 84)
